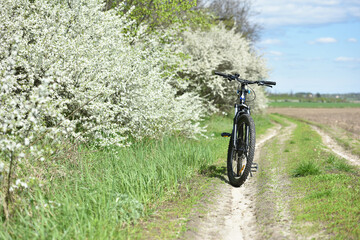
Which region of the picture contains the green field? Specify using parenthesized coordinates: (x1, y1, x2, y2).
(269, 101, 360, 108)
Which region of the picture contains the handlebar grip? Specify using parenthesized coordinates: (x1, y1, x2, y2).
(262, 81, 276, 85)
(214, 72, 229, 78)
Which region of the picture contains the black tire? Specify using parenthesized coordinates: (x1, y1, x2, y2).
(227, 114, 256, 187)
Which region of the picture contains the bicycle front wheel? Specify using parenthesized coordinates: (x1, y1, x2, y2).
(227, 114, 256, 187)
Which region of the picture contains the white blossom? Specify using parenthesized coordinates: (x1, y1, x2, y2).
(172, 25, 269, 113)
(0, 0, 206, 157)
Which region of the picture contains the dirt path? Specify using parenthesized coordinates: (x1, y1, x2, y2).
(182, 115, 359, 240)
(182, 123, 283, 240)
(311, 125, 360, 166)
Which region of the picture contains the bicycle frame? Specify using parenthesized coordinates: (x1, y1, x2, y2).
(233, 83, 250, 150)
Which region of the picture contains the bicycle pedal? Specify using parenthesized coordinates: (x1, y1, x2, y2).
(221, 132, 231, 137)
(251, 162, 258, 172)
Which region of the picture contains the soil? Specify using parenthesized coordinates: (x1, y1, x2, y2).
(267, 107, 360, 137)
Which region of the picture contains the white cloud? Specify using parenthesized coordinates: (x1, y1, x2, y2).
(348, 38, 358, 42)
(260, 39, 282, 45)
(253, 0, 360, 27)
(348, 6, 360, 17)
(335, 57, 360, 62)
(268, 51, 283, 56)
(309, 37, 337, 44)
(316, 37, 337, 43)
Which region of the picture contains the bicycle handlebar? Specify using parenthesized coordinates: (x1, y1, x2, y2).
(214, 72, 276, 87)
(214, 72, 228, 78)
(261, 80, 276, 85)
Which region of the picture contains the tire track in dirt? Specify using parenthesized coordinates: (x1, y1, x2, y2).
(182, 123, 282, 240)
(311, 125, 360, 166)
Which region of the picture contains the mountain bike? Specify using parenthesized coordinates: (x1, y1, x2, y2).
(215, 72, 276, 187)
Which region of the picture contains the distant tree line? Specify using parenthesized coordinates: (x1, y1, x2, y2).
(268, 92, 360, 103)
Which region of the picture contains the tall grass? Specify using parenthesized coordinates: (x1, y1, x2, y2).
(0, 114, 232, 239)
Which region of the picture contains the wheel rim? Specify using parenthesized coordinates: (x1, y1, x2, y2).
(231, 122, 249, 178)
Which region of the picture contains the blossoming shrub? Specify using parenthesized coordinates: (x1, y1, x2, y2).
(0, 0, 205, 211)
(175, 25, 269, 112)
(0, 0, 205, 151)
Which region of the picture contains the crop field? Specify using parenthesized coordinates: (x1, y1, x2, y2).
(267, 107, 360, 137)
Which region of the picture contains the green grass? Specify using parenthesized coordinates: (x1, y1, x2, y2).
(203, 112, 233, 137)
(2, 142, 215, 239)
(292, 160, 321, 177)
(269, 101, 360, 108)
(204, 112, 273, 137)
(267, 114, 360, 239)
(292, 116, 360, 158)
(268, 113, 290, 127)
(2, 138, 218, 239)
(253, 114, 274, 136)
(1, 113, 235, 239)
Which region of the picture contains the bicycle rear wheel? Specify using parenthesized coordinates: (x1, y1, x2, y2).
(227, 114, 255, 187)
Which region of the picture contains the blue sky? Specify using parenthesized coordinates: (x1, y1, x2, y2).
(253, 0, 360, 93)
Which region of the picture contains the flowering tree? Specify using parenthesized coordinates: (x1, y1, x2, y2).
(173, 25, 269, 113)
